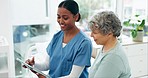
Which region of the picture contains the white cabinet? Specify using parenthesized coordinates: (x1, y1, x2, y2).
(123, 43, 148, 77)
(0, 36, 9, 78)
(11, 0, 50, 25)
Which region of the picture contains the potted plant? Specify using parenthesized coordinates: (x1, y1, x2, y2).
(123, 15, 145, 42)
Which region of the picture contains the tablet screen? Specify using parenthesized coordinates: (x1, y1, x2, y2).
(16, 58, 50, 78)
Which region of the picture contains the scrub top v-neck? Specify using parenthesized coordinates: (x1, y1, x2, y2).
(46, 30, 92, 78)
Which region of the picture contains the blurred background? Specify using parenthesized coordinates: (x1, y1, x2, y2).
(0, 0, 148, 78)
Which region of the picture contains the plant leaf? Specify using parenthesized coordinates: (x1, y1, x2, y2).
(123, 19, 131, 26)
(139, 19, 145, 28)
(135, 15, 139, 17)
(137, 20, 141, 22)
(132, 23, 135, 27)
(131, 30, 137, 38)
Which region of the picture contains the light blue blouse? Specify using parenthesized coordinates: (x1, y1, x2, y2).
(46, 30, 92, 78)
(89, 41, 131, 78)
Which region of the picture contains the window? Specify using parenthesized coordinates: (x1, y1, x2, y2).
(75, 0, 116, 31)
(122, 0, 148, 37)
(123, 0, 147, 20)
(74, 0, 148, 37)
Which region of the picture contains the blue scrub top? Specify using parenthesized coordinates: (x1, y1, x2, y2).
(46, 30, 92, 78)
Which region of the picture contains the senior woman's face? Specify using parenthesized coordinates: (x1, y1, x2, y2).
(91, 29, 109, 45)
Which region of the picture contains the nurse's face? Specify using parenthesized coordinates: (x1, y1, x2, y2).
(57, 7, 77, 31)
(91, 29, 109, 45)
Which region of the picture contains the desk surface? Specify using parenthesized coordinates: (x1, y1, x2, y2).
(121, 36, 148, 46)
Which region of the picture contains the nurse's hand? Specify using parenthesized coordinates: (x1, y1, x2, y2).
(23, 57, 35, 68)
(23, 57, 46, 78)
(23, 57, 45, 78)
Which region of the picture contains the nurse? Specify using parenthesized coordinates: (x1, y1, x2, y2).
(24, 0, 92, 78)
(88, 11, 131, 78)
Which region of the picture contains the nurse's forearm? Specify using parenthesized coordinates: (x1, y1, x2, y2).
(34, 52, 50, 71)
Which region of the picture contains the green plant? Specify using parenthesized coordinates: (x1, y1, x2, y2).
(123, 15, 145, 38)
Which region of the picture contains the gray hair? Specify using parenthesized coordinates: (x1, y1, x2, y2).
(89, 11, 122, 37)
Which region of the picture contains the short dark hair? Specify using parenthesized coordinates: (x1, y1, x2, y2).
(58, 0, 81, 22)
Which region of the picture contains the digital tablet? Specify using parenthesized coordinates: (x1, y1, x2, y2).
(16, 58, 50, 78)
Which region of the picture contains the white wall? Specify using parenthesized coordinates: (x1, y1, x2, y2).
(1, 0, 59, 77)
(0, 0, 15, 77)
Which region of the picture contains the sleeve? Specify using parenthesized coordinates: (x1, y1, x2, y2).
(94, 54, 124, 78)
(74, 40, 92, 67)
(34, 51, 50, 71)
(61, 65, 85, 78)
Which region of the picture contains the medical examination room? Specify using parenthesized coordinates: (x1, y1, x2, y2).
(0, 0, 148, 78)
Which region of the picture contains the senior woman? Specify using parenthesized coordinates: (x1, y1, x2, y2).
(89, 11, 131, 78)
